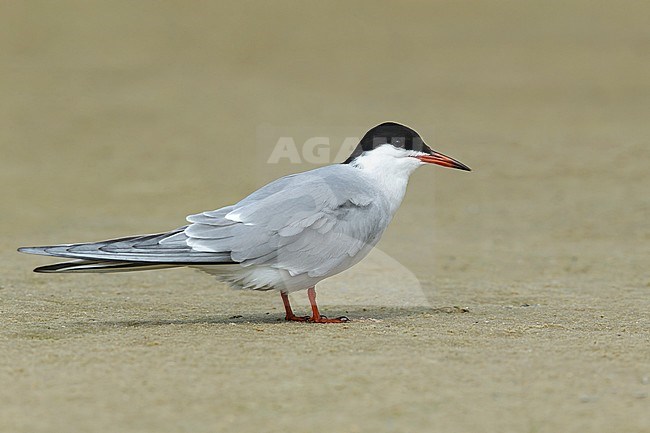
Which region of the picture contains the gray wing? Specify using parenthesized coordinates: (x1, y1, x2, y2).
(185, 165, 390, 277)
(18, 229, 232, 263)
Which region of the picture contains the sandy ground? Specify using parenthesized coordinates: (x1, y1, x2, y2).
(1, 1, 649, 432)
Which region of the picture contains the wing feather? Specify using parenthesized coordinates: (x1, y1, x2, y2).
(19, 230, 233, 263)
(185, 165, 390, 277)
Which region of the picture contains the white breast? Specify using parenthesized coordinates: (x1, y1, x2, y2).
(349, 145, 424, 215)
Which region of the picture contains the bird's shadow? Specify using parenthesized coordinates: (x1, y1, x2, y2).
(70, 305, 468, 329)
(11, 306, 470, 340)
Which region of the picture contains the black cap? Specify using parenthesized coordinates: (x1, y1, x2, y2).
(343, 122, 432, 164)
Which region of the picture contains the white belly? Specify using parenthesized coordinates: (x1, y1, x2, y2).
(194, 240, 378, 292)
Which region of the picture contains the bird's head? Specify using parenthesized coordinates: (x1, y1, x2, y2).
(343, 122, 471, 173)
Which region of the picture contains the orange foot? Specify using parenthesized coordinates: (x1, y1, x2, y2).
(281, 288, 350, 323)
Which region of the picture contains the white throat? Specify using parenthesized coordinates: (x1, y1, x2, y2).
(349, 145, 425, 215)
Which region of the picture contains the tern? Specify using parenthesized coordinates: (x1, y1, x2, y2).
(19, 122, 470, 323)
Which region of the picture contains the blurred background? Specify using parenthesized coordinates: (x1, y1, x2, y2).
(2, 0, 648, 282)
(1, 1, 648, 432)
(2, 0, 648, 285)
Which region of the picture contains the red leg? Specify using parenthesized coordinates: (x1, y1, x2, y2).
(306, 287, 349, 323)
(280, 291, 309, 322)
(281, 288, 349, 323)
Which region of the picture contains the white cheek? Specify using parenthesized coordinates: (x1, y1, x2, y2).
(351, 148, 427, 215)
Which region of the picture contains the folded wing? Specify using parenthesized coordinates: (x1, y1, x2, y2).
(185, 166, 389, 277)
(18, 229, 232, 263)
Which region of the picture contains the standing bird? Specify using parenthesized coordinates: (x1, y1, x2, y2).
(19, 122, 470, 323)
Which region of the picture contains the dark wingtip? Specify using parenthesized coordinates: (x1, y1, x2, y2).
(33, 265, 57, 273)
